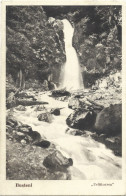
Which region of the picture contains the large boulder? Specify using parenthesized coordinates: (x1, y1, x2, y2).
(51, 89, 71, 97)
(43, 151, 73, 171)
(37, 112, 52, 123)
(66, 128, 85, 136)
(34, 140, 50, 148)
(48, 82, 56, 90)
(94, 104, 122, 136)
(50, 108, 60, 116)
(68, 96, 104, 112)
(66, 109, 97, 130)
(18, 124, 32, 134)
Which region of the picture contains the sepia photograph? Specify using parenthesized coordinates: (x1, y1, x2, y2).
(6, 5, 122, 180)
(0, 0, 126, 195)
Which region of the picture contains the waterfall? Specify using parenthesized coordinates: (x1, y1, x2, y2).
(62, 19, 83, 91)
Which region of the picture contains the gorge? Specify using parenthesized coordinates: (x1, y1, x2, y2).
(6, 6, 122, 180)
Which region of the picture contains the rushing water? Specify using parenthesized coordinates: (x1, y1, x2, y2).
(12, 91, 121, 180)
(61, 19, 83, 91)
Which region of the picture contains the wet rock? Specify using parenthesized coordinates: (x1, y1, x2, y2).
(68, 97, 80, 109)
(37, 112, 52, 123)
(6, 120, 15, 128)
(10, 131, 26, 142)
(6, 118, 42, 144)
(12, 127, 40, 144)
(34, 105, 46, 111)
(52, 89, 71, 97)
(28, 131, 41, 142)
(94, 104, 122, 136)
(18, 125, 32, 134)
(55, 96, 68, 102)
(6, 125, 13, 133)
(15, 105, 26, 111)
(92, 133, 122, 156)
(50, 108, 60, 116)
(66, 109, 97, 130)
(48, 82, 56, 90)
(43, 151, 73, 171)
(34, 140, 50, 148)
(68, 96, 104, 112)
(6, 117, 18, 127)
(66, 128, 84, 136)
(6, 92, 16, 108)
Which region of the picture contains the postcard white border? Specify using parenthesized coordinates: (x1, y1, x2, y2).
(0, 0, 126, 195)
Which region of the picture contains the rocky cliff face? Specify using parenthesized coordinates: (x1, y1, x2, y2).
(72, 6, 121, 87)
(6, 6, 66, 88)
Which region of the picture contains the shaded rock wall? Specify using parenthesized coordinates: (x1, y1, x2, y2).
(72, 6, 121, 87)
(6, 6, 66, 88)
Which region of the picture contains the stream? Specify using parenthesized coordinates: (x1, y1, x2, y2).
(12, 91, 122, 180)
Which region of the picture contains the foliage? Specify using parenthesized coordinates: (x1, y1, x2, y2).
(73, 6, 122, 75)
(6, 6, 65, 83)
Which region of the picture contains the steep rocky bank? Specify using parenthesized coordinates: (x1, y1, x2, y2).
(72, 6, 121, 87)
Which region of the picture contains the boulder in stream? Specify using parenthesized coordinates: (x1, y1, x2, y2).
(66, 109, 97, 130)
(34, 140, 51, 148)
(37, 112, 53, 123)
(94, 104, 122, 136)
(51, 89, 71, 97)
(66, 128, 85, 136)
(43, 151, 73, 171)
(50, 108, 60, 116)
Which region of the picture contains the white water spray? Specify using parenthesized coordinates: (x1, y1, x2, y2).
(13, 92, 122, 180)
(62, 19, 83, 91)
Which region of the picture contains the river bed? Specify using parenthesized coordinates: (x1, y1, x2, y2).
(12, 91, 122, 180)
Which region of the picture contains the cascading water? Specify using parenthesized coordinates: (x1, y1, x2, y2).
(9, 21, 121, 181)
(62, 19, 83, 91)
(12, 91, 122, 180)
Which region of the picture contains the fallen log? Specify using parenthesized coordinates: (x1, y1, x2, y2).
(16, 99, 48, 106)
(15, 92, 36, 100)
